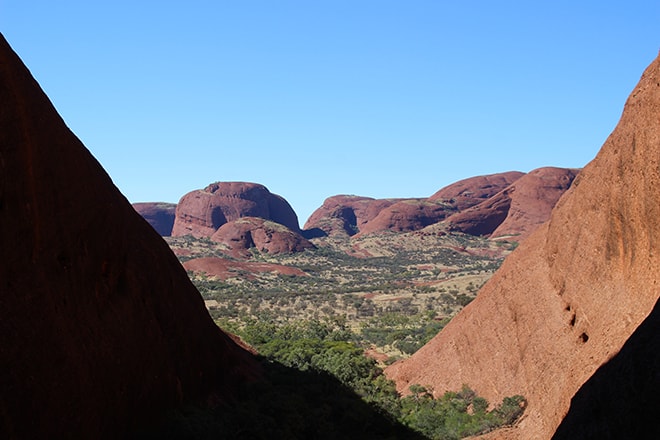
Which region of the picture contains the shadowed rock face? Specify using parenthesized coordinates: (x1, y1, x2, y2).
(0, 34, 257, 440)
(132, 202, 177, 236)
(386, 54, 660, 439)
(172, 181, 301, 237)
(551, 297, 660, 440)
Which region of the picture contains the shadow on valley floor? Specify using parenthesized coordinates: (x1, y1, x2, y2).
(137, 356, 425, 440)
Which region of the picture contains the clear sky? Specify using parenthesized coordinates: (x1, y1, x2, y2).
(2, 1, 659, 224)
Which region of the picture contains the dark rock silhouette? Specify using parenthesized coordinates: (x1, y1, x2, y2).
(0, 33, 257, 439)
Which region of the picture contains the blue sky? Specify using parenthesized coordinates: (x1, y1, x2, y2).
(2, 1, 659, 224)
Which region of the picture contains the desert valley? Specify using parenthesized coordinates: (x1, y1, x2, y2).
(1, 31, 659, 439)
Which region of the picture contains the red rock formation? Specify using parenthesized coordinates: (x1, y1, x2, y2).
(0, 34, 257, 439)
(551, 297, 660, 439)
(211, 217, 315, 256)
(303, 195, 400, 237)
(132, 202, 177, 236)
(357, 199, 454, 235)
(183, 257, 308, 280)
(428, 171, 524, 210)
(386, 54, 660, 439)
(491, 167, 579, 239)
(445, 167, 577, 239)
(304, 171, 563, 239)
(443, 188, 514, 236)
(357, 171, 524, 235)
(172, 181, 301, 237)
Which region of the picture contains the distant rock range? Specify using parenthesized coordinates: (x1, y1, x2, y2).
(134, 167, 578, 255)
(132, 202, 176, 236)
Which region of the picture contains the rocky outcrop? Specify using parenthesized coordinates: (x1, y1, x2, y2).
(172, 181, 301, 237)
(304, 173, 522, 238)
(303, 195, 400, 238)
(428, 171, 524, 210)
(0, 33, 257, 440)
(132, 202, 177, 236)
(445, 167, 578, 239)
(491, 167, 579, 239)
(211, 217, 315, 256)
(304, 171, 564, 239)
(386, 54, 660, 439)
(357, 199, 455, 235)
(443, 189, 514, 236)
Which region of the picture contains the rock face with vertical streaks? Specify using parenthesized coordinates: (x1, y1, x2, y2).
(386, 54, 660, 439)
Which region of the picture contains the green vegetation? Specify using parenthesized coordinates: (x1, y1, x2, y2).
(360, 311, 450, 356)
(170, 231, 510, 358)
(215, 316, 526, 439)
(158, 232, 524, 438)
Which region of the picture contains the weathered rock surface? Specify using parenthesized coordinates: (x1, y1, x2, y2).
(551, 297, 660, 439)
(172, 181, 301, 237)
(445, 167, 578, 239)
(211, 217, 315, 256)
(132, 202, 177, 236)
(0, 34, 257, 440)
(386, 54, 660, 439)
(184, 257, 308, 280)
(303, 195, 400, 237)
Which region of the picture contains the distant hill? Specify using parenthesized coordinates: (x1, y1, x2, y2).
(305, 168, 576, 241)
(132, 202, 176, 236)
(171, 181, 313, 255)
(137, 168, 576, 256)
